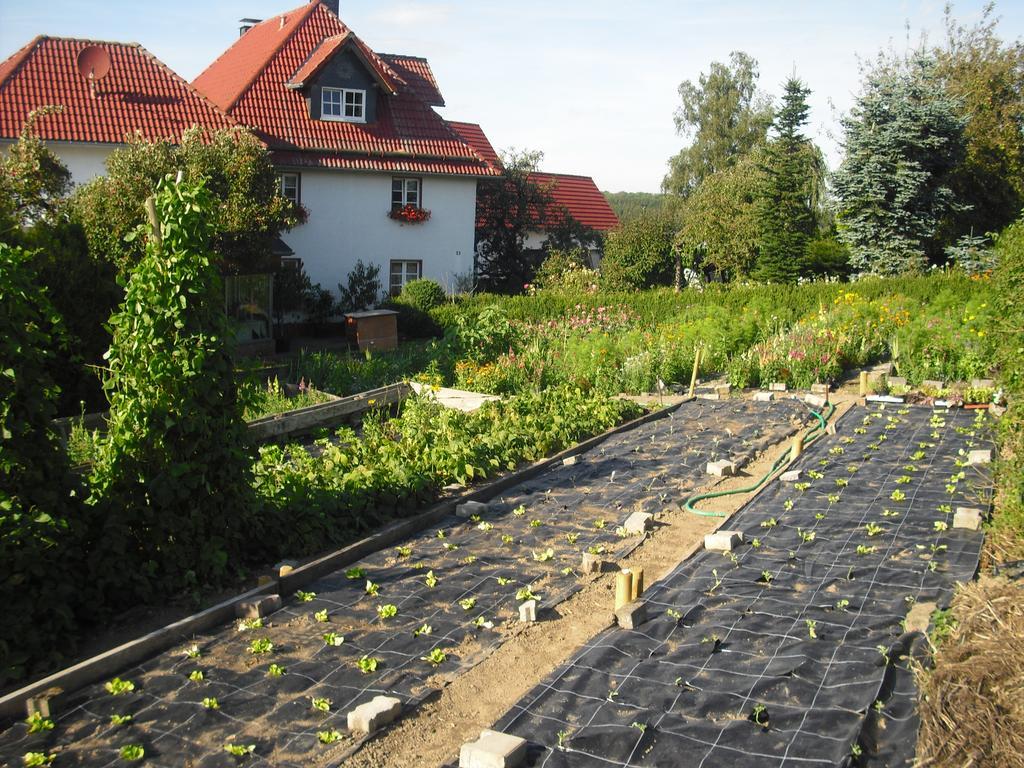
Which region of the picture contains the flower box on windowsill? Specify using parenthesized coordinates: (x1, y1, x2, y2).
(388, 205, 431, 224)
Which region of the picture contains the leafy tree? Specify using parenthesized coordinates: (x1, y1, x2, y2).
(675, 151, 765, 280)
(86, 175, 254, 607)
(804, 237, 852, 279)
(832, 52, 966, 274)
(753, 78, 827, 283)
(71, 127, 303, 278)
(599, 211, 677, 290)
(602, 191, 670, 224)
(542, 210, 602, 257)
(935, 4, 1024, 241)
(338, 259, 380, 311)
(0, 107, 71, 237)
(663, 52, 773, 196)
(475, 149, 553, 293)
(0, 242, 80, 683)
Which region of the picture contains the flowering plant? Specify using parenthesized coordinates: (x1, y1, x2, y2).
(388, 204, 431, 223)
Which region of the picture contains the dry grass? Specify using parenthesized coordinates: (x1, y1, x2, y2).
(916, 576, 1024, 767)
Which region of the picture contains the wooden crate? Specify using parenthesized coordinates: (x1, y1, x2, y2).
(344, 310, 399, 351)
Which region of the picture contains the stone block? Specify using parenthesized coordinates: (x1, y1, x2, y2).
(581, 552, 602, 574)
(562, 455, 578, 467)
(704, 530, 744, 552)
(804, 393, 827, 408)
(971, 378, 995, 389)
(769, 382, 787, 392)
(991, 404, 1006, 418)
(460, 730, 528, 768)
(456, 500, 489, 519)
(26, 695, 53, 719)
(922, 379, 945, 391)
(888, 376, 907, 388)
(518, 600, 537, 622)
(753, 391, 774, 402)
(780, 469, 802, 483)
(715, 384, 732, 397)
(697, 393, 720, 401)
(967, 449, 992, 466)
(614, 599, 648, 630)
(623, 511, 654, 534)
(235, 594, 281, 619)
(706, 459, 737, 477)
(810, 383, 829, 395)
(954, 507, 984, 531)
(347, 695, 402, 735)
(874, 362, 894, 375)
(826, 423, 837, 436)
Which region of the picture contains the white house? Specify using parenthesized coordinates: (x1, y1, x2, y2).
(192, 0, 500, 297)
(0, 0, 500, 302)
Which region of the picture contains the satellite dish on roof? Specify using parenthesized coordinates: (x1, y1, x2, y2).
(77, 46, 111, 81)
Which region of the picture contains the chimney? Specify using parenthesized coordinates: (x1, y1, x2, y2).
(239, 18, 262, 36)
(320, 0, 339, 16)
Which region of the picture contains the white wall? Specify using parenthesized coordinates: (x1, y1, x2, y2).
(286, 169, 478, 297)
(0, 140, 112, 189)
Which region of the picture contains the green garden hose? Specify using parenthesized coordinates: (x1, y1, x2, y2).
(683, 401, 836, 517)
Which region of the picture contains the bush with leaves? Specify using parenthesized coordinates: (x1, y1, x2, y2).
(533, 248, 599, 293)
(394, 278, 446, 311)
(337, 259, 381, 312)
(600, 212, 677, 290)
(85, 175, 254, 607)
(0, 242, 80, 684)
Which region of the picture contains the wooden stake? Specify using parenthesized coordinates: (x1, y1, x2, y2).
(688, 347, 702, 399)
(144, 195, 162, 248)
(859, 371, 869, 397)
(615, 570, 633, 610)
(630, 567, 645, 600)
(791, 434, 804, 462)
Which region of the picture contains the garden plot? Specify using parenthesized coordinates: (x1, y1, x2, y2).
(482, 403, 993, 768)
(0, 399, 807, 768)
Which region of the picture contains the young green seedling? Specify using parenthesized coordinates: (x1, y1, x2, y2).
(422, 648, 447, 665)
(119, 745, 145, 761)
(110, 714, 133, 726)
(105, 678, 136, 695)
(296, 590, 316, 602)
(357, 655, 380, 674)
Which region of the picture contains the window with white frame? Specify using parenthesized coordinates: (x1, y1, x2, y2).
(321, 87, 365, 122)
(279, 172, 300, 205)
(389, 260, 422, 296)
(391, 177, 421, 209)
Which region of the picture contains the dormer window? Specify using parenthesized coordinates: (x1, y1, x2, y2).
(321, 87, 365, 122)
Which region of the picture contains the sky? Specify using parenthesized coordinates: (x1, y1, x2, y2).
(1, 0, 1022, 193)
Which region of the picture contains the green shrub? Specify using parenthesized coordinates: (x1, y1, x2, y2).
(85, 176, 254, 607)
(337, 259, 381, 312)
(533, 248, 599, 293)
(395, 278, 446, 311)
(599, 212, 676, 291)
(0, 242, 81, 684)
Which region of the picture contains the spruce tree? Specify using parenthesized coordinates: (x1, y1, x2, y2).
(753, 77, 822, 283)
(832, 53, 966, 275)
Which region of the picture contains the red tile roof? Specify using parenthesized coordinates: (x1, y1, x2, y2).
(193, 1, 495, 177)
(530, 172, 619, 232)
(447, 121, 501, 169)
(0, 36, 236, 144)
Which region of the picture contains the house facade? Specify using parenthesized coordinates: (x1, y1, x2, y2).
(192, 0, 499, 298)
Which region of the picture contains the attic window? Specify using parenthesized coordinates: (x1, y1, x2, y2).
(322, 87, 365, 123)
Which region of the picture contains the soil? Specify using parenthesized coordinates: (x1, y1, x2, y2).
(340, 395, 856, 768)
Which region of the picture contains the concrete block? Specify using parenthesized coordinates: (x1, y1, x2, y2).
(780, 469, 802, 483)
(705, 530, 743, 552)
(769, 382, 788, 392)
(706, 459, 737, 477)
(347, 695, 402, 735)
(715, 384, 732, 397)
(460, 729, 528, 768)
(624, 511, 654, 535)
(922, 379, 945, 391)
(274, 559, 298, 578)
(456, 500, 489, 519)
(518, 600, 537, 622)
(697, 393, 720, 401)
(810, 383, 829, 395)
(967, 449, 992, 466)
(25, 695, 53, 719)
(954, 507, 984, 531)
(614, 599, 648, 630)
(826, 422, 837, 435)
(581, 552, 602, 574)
(991, 404, 1006, 418)
(874, 362, 894, 375)
(235, 594, 281, 619)
(888, 376, 907, 388)
(753, 391, 774, 402)
(971, 378, 995, 389)
(804, 393, 827, 408)
(562, 455, 578, 467)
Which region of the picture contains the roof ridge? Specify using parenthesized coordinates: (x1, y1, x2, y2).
(531, 171, 602, 181)
(193, 0, 319, 112)
(0, 35, 45, 92)
(377, 52, 429, 62)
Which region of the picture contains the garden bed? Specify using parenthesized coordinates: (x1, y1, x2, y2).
(0, 399, 810, 767)
(478, 403, 993, 767)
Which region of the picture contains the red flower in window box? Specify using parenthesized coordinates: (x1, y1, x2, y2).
(388, 204, 431, 223)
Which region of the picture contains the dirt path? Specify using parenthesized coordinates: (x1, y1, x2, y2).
(341, 395, 855, 768)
